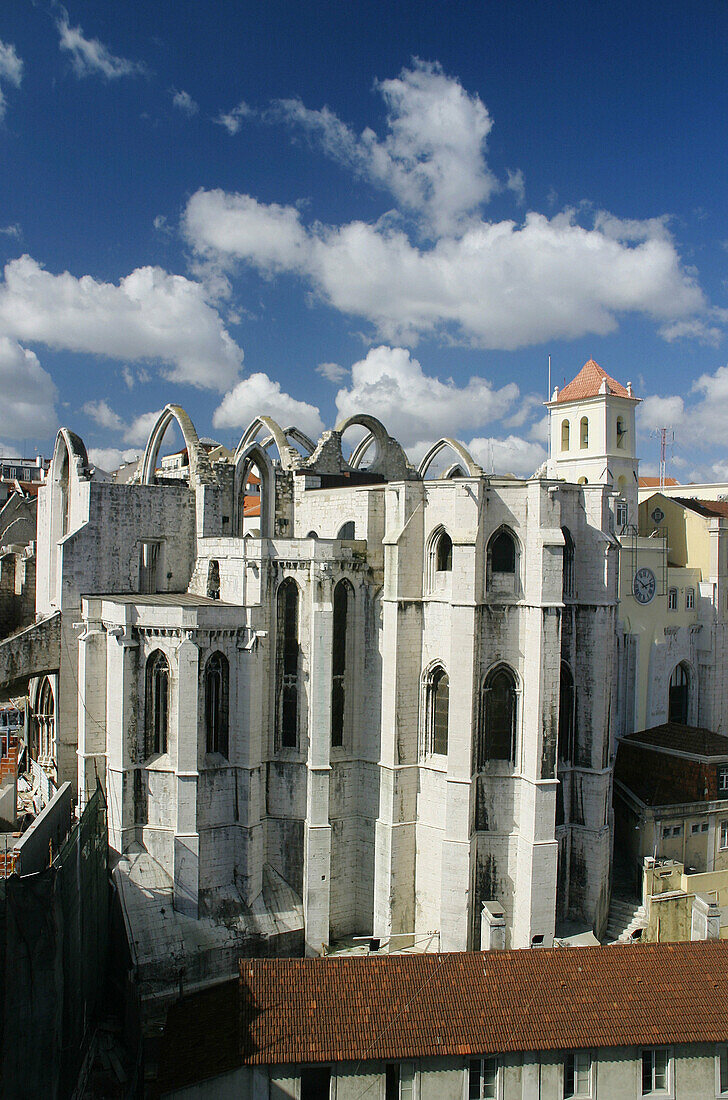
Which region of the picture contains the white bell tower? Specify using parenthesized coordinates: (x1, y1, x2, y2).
(546, 359, 640, 525)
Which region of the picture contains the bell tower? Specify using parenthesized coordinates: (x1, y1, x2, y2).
(546, 358, 640, 525)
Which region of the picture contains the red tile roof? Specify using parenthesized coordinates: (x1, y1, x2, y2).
(639, 477, 679, 488)
(673, 497, 728, 520)
(156, 943, 728, 1091)
(556, 359, 633, 403)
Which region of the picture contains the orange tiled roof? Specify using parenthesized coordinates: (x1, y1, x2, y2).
(556, 359, 632, 403)
(243, 494, 260, 517)
(157, 943, 728, 1090)
(639, 477, 679, 488)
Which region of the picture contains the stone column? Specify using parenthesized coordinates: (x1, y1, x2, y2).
(173, 635, 200, 918)
(304, 563, 333, 954)
(76, 618, 107, 810)
(105, 618, 138, 855)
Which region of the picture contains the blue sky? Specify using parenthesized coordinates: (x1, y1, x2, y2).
(1, 1, 727, 478)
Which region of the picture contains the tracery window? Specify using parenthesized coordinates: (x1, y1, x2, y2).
(276, 579, 299, 748)
(331, 580, 352, 747)
(205, 651, 229, 756)
(36, 676, 55, 762)
(145, 650, 169, 756)
(478, 665, 518, 767)
(423, 664, 449, 756)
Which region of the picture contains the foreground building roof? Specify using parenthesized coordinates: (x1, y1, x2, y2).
(157, 942, 728, 1090)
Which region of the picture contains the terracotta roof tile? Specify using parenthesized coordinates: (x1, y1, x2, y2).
(639, 477, 679, 488)
(673, 497, 728, 520)
(156, 943, 728, 1091)
(556, 359, 633, 403)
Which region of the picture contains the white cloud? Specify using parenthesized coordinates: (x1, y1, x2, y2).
(0, 224, 20, 239)
(185, 190, 708, 350)
(0, 337, 57, 439)
(505, 168, 525, 205)
(273, 59, 497, 237)
(122, 365, 151, 389)
(467, 434, 547, 477)
(171, 88, 198, 115)
(0, 39, 23, 121)
(639, 364, 728, 461)
(213, 373, 324, 439)
(87, 446, 140, 472)
(82, 399, 124, 431)
(638, 394, 686, 433)
(0, 255, 243, 390)
(333, 346, 517, 448)
(316, 361, 348, 383)
(659, 317, 723, 345)
(57, 11, 145, 80)
(123, 409, 165, 447)
(215, 100, 251, 135)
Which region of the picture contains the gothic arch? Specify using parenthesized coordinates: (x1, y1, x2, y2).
(418, 438, 483, 479)
(140, 405, 216, 486)
(233, 441, 275, 537)
(335, 413, 414, 480)
(234, 415, 304, 471)
(260, 425, 316, 459)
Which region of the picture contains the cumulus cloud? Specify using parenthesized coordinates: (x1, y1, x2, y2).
(638, 393, 686, 433)
(213, 373, 324, 439)
(0, 224, 20, 239)
(316, 361, 348, 383)
(332, 346, 517, 448)
(57, 11, 146, 79)
(0, 337, 57, 439)
(185, 189, 708, 350)
(0, 39, 23, 121)
(467, 434, 547, 477)
(171, 88, 198, 115)
(273, 59, 497, 237)
(639, 364, 728, 460)
(505, 168, 525, 205)
(0, 255, 243, 390)
(82, 399, 124, 431)
(123, 409, 166, 447)
(87, 446, 140, 472)
(215, 100, 251, 135)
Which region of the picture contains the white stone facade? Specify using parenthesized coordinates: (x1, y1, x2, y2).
(28, 401, 618, 961)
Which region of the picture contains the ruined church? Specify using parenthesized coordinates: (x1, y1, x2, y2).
(6, 359, 644, 990)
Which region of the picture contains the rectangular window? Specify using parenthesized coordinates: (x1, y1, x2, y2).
(662, 826, 672, 839)
(139, 540, 162, 594)
(702, 822, 709, 832)
(564, 1049, 591, 1097)
(386, 1062, 415, 1100)
(642, 1047, 670, 1094)
(718, 1045, 728, 1096)
(668, 587, 678, 611)
(719, 767, 728, 792)
(686, 587, 695, 610)
(691, 822, 701, 834)
(672, 825, 682, 837)
(469, 1057, 498, 1099)
(301, 1066, 331, 1099)
(616, 500, 628, 528)
(721, 821, 728, 850)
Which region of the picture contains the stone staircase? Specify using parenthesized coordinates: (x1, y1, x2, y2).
(604, 895, 647, 944)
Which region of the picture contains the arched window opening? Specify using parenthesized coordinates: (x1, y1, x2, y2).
(337, 521, 355, 540)
(436, 531, 453, 572)
(669, 662, 690, 725)
(58, 444, 70, 537)
(145, 650, 170, 757)
(207, 560, 221, 600)
(424, 665, 449, 756)
(580, 417, 589, 449)
(238, 457, 267, 537)
(558, 663, 575, 764)
(577, 476, 588, 485)
(205, 651, 229, 756)
(36, 676, 55, 763)
(276, 580, 299, 748)
(616, 416, 626, 449)
(562, 527, 575, 599)
(479, 666, 517, 767)
(331, 581, 352, 747)
(489, 529, 516, 574)
(306, 530, 319, 539)
(561, 420, 570, 451)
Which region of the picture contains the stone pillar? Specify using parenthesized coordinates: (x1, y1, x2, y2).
(105, 620, 138, 855)
(304, 564, 333, 954)
(76, 619, 107, 809)
(173, 635, 200, 918)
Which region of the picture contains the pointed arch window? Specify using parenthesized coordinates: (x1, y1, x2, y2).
(206, 560, 221, 600)
(331, 580, 353, 747)
(478, 666, 517, 767)
(423, 665, 449, 756)
(562, 527, 575, 599)
(558, 663, 575, 764)
(337, 521, 355, 539)
(669, 662, 690, 725)
(276, 579, 299, 748)
(580, 417, 589, 449)
(489, 529, 516, 574)
(145, 650, 170, 756)
(436, 531, 453, 572)
(561, 420, 570, 451)
(616, 416, 626, 449)
(205, 651, 229, 756)
(36, 676, 55, 763)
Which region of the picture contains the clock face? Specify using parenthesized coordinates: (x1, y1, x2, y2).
(633, 567, 656, 604)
